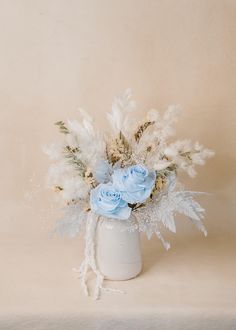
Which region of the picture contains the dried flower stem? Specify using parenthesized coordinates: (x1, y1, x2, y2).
(134, 121, 154, 143)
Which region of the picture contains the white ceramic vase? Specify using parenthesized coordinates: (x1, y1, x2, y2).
(96, 215, 142, 280)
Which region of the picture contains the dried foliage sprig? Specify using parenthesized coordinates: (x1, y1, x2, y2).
(134, 121, 154, 143)
(63, 145, 86, 176)
(55, 121, 69, 134)
(106, 131, 133, 167)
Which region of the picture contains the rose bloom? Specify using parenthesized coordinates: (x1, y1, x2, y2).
(112, 165, 156, 204)
(90, 183, 131, 220)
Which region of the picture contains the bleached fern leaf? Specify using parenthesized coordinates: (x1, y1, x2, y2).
(174, 192, 205, 220)
(158, 189, 206, 233)
(53, 204, 87, 237)
(156, 198, 176, 233)
(135, 176, 207, 247)
(189, 217, 207, 236)
(155, 229, 171, 250)
(129, 210, 171, 250)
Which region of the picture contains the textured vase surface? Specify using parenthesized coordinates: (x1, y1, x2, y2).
(96, 215, 142, 280)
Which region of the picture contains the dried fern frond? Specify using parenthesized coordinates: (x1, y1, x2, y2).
(135, 176, 207, 248)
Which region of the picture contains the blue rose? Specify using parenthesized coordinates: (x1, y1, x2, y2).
(112, 165, 156, 204)
(90, 183, 131, 220)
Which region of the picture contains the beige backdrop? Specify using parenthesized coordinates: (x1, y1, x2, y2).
(0, 0, 236, 326)
(0, 0, 235, 236)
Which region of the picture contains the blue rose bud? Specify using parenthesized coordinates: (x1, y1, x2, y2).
(90, 183, 131, 220)
(112, 165, 156, 204)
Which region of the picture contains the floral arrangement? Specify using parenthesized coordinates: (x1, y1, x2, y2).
(44, 89, 214, 299)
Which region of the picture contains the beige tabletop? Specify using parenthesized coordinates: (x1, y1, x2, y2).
(1, 198, 236, 330)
